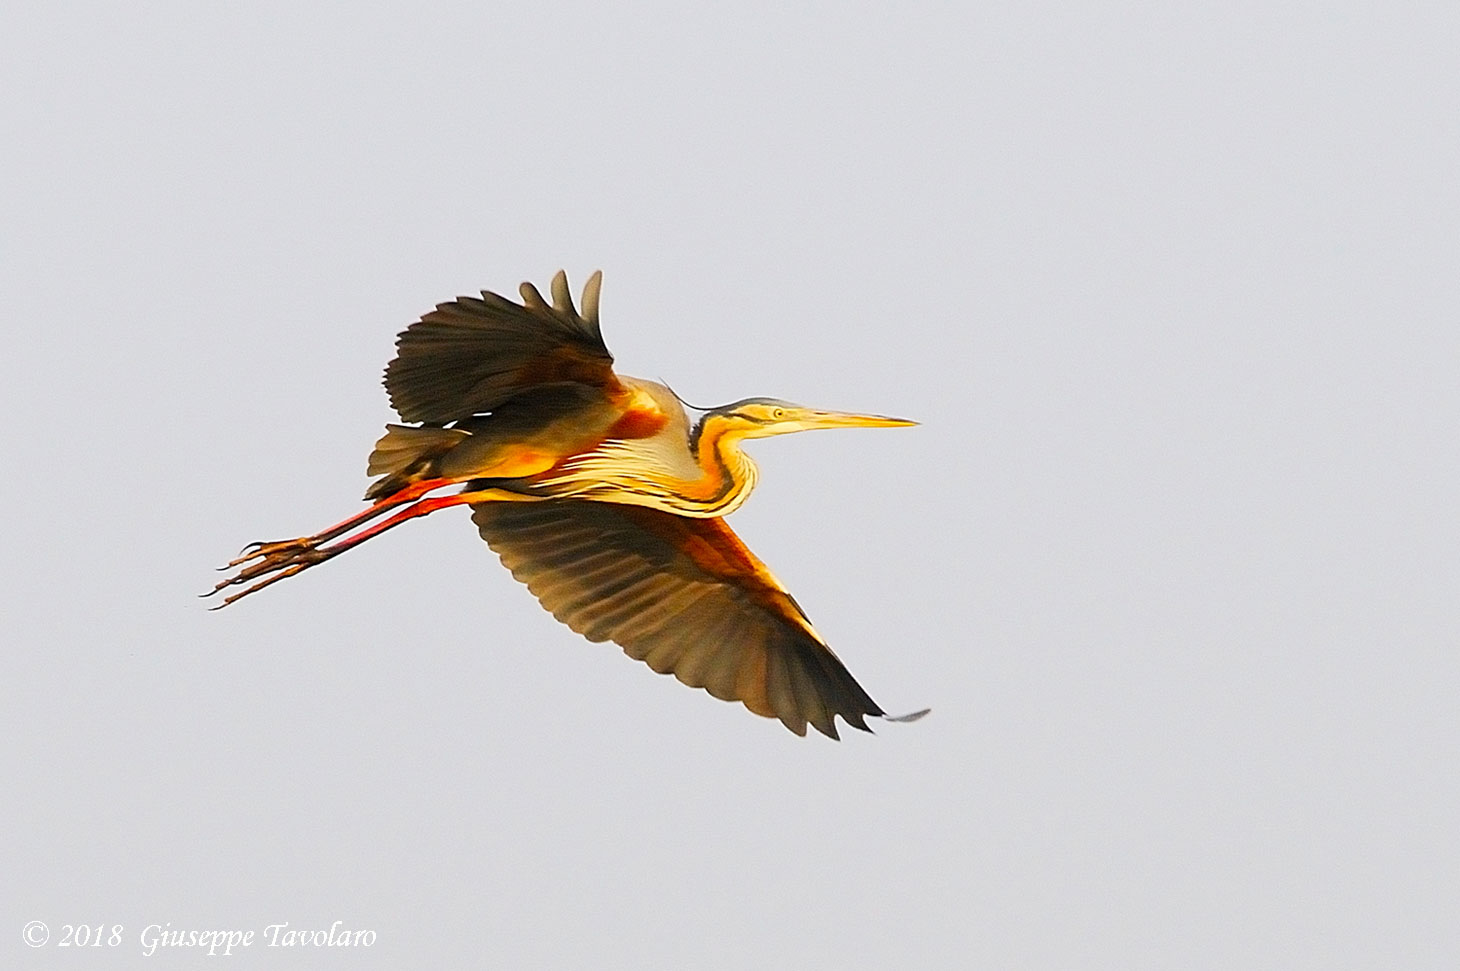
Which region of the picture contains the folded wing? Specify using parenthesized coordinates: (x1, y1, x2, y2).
(470, 500, 888, 738)
(385, 270, 619, 424)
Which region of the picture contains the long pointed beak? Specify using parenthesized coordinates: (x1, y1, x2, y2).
(804, 409, 918, 430)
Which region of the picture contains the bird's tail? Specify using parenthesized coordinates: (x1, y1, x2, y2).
(364, 424, 469, 500)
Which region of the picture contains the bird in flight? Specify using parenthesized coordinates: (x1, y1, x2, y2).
(211, 271, 926, 738)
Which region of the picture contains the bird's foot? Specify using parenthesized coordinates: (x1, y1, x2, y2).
(223, 537, 315, 568)
(204, 540, 334, 609)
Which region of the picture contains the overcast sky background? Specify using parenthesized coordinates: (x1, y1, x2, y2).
(4, 2, 1457, 968)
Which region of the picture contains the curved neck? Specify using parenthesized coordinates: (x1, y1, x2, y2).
(684, 414, 759, 516)
(528, 409, 760, 518)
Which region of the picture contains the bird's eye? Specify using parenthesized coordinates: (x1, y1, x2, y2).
(771, 408, 786, 420)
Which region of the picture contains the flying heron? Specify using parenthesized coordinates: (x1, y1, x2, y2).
(211, 270, 927, 738)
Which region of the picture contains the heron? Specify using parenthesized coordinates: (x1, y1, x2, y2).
(211, 270, 927, 738)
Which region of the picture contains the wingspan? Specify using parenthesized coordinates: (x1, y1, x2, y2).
(470, 499, 890, 738)
(385, 270, 620, 424)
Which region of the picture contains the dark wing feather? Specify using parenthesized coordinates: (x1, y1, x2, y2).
(385, 270, 618, 423)
(471, 500, 888, 738)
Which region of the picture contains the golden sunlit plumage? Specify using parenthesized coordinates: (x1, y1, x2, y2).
(211, 271, 926, 738)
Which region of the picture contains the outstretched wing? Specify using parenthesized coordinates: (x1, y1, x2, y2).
(471, 500, 891, 738)
(385, 270, 619, 424)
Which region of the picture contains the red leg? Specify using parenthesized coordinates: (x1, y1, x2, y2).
(309, 491, 488, 557)
(225, 476, 458, 567)
(208, 487, 514, 609)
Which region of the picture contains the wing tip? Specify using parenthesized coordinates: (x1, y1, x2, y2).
(581, 270, 603, 329)
(547, 268, 606, 333)
(881, 707, 931, 724)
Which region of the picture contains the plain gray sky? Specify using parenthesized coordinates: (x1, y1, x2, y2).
(4, 1, 1457, 967)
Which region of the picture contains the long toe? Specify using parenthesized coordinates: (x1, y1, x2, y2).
(206, 549, 333, 607)
(225, 537, 315, 568)
(208, 560, 318, 610)
(208, 547, 331, 600)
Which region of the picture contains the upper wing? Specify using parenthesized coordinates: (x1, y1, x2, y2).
(471, 499, 890, 738)
(384, 270, 620, 424)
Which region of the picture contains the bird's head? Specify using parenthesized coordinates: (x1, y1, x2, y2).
(706, 397, 917, 440)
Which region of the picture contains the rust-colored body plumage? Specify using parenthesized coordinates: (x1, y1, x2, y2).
(212, 270, 925, 738)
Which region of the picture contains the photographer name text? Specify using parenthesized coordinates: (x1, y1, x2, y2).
(21, 919, 376, 956)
